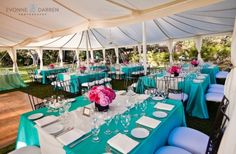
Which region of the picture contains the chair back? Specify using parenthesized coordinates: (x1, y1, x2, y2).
(27, 94, 45, 110)
(206, 96, 230, 154)
(155, 76, 168, 93)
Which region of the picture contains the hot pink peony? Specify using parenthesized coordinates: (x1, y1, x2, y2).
(79, 66, 86, 71)
(191, 59, 199, 66)
(48, 64, 54, 69)
(168, 65, 181, 74)
(88, 86, 116, 106)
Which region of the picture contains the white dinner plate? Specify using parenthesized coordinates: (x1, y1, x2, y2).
(152, 96, 164, 101)
(131, 127, 149, 139)
(43, 123, 64, 135)
(28, 113, 44, 120)
(153, 111, 168, 118)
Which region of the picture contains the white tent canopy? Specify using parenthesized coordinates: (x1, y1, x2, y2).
(0, 0, 235, 49)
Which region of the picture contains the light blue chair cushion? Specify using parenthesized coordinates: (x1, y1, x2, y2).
(209, 84, 224, 89)
(216, 71, 229, 79)
(168, 127, 209, 154)
(205, 92, 224, 102)
(155, 146, 192, 154)
(207, 87, 224, 94)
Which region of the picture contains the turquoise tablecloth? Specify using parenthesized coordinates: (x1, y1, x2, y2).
(201, 65, 219, 84)
(90, 65, 107, 71)
(58, 72, 107, 93)
(121, 66, 144, 76)
(0, 73, 26, 91)
(136, 74, 211, 119)
(16, 96, 186, 154)
(35, 68, 68, 84)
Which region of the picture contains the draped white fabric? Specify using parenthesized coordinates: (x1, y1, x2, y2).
(36, 49, 43, 70)
(138, 44, 142, 63)
(142, 22, 147, 75)
(115, 47, 119, 64)
(218, 17, 236, 154)
(90, 50, 94, 61)
(58, 49, 63, 67)
(167, 39, 174, 64)
(102, 49, 106, 63)
(7, 48, 18, 72)
(75, 49, 80, 67)
(194, 36, 203, 62)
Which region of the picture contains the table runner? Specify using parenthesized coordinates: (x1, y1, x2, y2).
(16, 96, 185, 154)
(0, 73, 26, 91)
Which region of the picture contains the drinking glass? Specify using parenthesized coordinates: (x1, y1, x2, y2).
(92, 120, 100, 142)
(104, 112, 113, 135)
(120, 114, 131, 133)
(140, 101, 147, 116)
(114, 114, 120, 133)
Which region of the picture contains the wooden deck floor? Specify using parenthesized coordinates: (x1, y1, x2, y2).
(0, 91, 31, 148)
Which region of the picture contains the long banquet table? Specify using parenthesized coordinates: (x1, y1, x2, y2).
(57, 72, 107, 93)
(16, 95, 186, 154)
(0, 72, 26, 91)
(136, 73, 211, 119)
(201, 65, 219, 84)
(35, 67, 68, 84)
(121, 65, 144, 76)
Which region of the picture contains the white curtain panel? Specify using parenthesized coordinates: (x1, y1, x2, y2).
(75, 49, 80, 67)
(102, 48, 106, 62)
(59, 49, 63, 67)
(218, 17, 236, 154)
(35, 49, 43, 70)
(115, 47, 119, 64)
(7, 48, 18, 72)
(194, 36, 203, 62)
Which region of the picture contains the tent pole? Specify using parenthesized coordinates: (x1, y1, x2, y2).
(138, 44, 142, 63)
(142, 22, 147, 75)
(86, 30, 90, 69)
(59, 49, 63, 67)
(195, 36, 203, 62)
(115, 47, 119, 64)
(76, 49, 80, 67)
(102, 48, 106, 63)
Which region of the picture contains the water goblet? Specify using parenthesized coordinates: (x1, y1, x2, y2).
(92, 121, 100, 143)
(120, 114, 131, 133)
(140, 101, 147, 116)
(104, 112, 113, 135)
(114, 114, 120, 133)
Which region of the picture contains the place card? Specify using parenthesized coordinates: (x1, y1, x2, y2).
(83, 107, 91, 117)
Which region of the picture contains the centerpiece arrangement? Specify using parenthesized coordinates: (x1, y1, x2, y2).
(191, 59, 199, 67)
(48, 63, 55, 69)
(88, 86, 116, 112)
(168, 65, 181, 77)
(79, 66, 86, 73)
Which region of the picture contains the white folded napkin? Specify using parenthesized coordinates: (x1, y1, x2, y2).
(155, 103, 174, 111)
(201, 74, 208, 77)
(34, 115, 58, 127)
(57, 129, 86, 146)
(136, 116, 161, 129)
(193, 79, 203, 83)
(107, 133, 139, 154)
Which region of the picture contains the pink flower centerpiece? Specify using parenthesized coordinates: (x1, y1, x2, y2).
(168, 65, 181, 77)
(88, 86, 116, 112)
(79, 66, 86, 73)
(191, 59, 199, 67)
(48, 63, 55, 69)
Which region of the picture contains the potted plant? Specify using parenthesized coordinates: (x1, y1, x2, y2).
(88, 86, 116, 112)
(168, 65, 181, 77)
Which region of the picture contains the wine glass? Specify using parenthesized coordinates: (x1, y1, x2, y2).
(114, 114, 120, 133)
(104, 112, 113, 135)
(140, 101, 147, 116)
(91, 119, 100, 143)
(120, 114, 131, 133)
